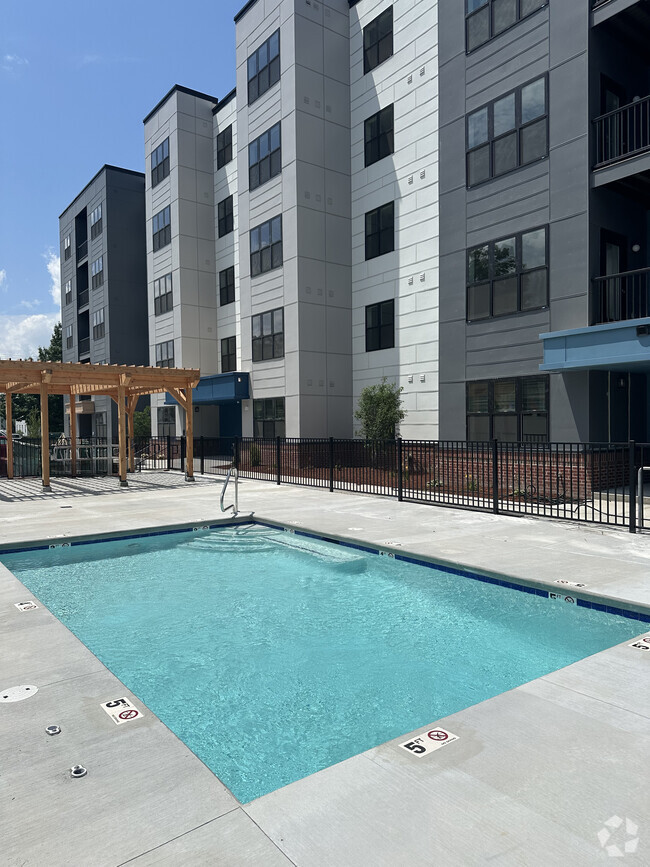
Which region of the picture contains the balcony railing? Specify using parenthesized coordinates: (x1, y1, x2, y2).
(594, 95, 650, 167)
(76, 240, 88, 260)
(592, 0, 612, 7)
(78, 337, 90, 356)
(592, 267, 650, 324)
(77, 289, 89, 308)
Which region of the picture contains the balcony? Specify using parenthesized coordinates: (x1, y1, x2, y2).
(77, 289, 89, 309)
(594, 95, 650, 168)
(592, 267, 650, 324)
(76, 240, 88, 261)
(78, 337, 90, 357)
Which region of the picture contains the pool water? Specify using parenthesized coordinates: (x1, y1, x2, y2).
(2, 524, 639, 803)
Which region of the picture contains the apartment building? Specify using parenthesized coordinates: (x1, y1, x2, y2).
(439, 0, 650, 443)
(59, 166, 148, 438)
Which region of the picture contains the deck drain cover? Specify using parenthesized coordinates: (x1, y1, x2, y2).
(70, 765, 87, 778)
(46, 725, 62, 736)
(1, 685, 39, 703)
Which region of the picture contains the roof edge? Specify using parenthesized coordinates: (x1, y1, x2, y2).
(59, 166, 145, 219)
(143, 84, 219, 125)
(213, 87, 237, 115)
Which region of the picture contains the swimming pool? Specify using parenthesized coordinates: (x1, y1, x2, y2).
(1, 523, 642, 803)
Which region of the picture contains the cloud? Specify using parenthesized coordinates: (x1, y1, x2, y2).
(44, 249, 61, 307)
(0, 269, 6, 292)
(0, 314, 60, 360)
(2, 54, 28, 73)
(19, 299, 41, 310)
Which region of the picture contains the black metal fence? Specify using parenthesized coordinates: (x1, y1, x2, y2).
(594, 94, 650, 167)
(592, 267, 650, 324)
(2, 433, 648, 532)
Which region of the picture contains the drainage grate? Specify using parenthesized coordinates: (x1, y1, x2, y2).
(1, 685, 39, 703)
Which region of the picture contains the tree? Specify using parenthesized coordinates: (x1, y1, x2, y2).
(354, 377, 405, 440)
(132, 406, 151, 437)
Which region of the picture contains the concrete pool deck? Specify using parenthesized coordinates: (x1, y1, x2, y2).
(1, 471, 649, 865)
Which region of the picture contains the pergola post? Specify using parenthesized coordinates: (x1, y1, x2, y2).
(185, 380, 194, 482)
(40, 375, 51, 491)
(69, 394, 77, 477)
(5, 391, 14, 480)
(117, 381, 127, 486)
(127, 395, 137, 473)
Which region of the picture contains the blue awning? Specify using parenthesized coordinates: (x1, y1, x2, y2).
(165, 372, 250, 405)
(540, 318, 650, 372)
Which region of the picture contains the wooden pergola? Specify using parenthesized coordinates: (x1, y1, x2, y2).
(0, 360, 200, 489)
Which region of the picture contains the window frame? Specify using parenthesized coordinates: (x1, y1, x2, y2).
(63, 235, 71, 260)
(364, 104, 394, 168)
(466, 225, 549, 322)
(155, 339, 175, 368)
(64, 280, 72, 305)
(466, 0, 548, 54)
(365, 299, 395, 352)
(466, 375, 550, 442)
(466, 74, 548, 188)
(247, 29, 281, 106)
(250, 216, 283, 277)
(221, 335, 237, 373)
(249, 122, 282, 191)
(151, 137, 170, 187)
(65, 324, 73, 349)
(153, 273, 173, 316)
(216, 124, 233, 170)
(92, 308, 105, 340)
(219, 266, 235, 306)
(157, 406, 176, 437)
(218, 195, 234, 238)
(90, 204, 103, 239)
(251, 307, 284, 362)
(363, 6, 393, 75)
(91, 256, 104, 290)
(253, 396, 285, 438)
(152, 206, 171, 252)
(365, 202, 395, 260)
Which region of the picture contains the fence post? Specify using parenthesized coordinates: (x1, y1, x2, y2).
(492, 438, 499, 515)
(200, 436, 205, 475)
(329, 437, 334, 493)
(234, 437, 240, 471)
(397, 437, 403, 502)
(276, 436, 281, 485)
(167, 435, 171, 470)
(629, 440, 637, 534)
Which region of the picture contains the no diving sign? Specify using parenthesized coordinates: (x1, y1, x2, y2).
(628, 635, 650, 652)
(100, 697, 144, 725)
(399, 728, 459, 757)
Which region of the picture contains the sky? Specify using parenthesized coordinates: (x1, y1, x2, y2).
(0, 0, 244, 359)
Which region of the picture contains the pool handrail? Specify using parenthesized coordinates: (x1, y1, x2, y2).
(220, 466, 239, 515)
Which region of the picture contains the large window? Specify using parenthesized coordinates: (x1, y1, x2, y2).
(249, 122, 281, 191)
(154, 273, 173, 316)
(64, 280, 72, 305)
(151, 138, 170, 187)
(248, 29, 280, 105)
(157, 406, 176, 437)
(92, 308, 105, 340)
(155, 339, 174, 368)
(365, 300, 395, 352)
(95, 411, 107, 440)
(90, 204, 103, 239)
(221, 336, 237, 373)
(466, 0, 548, 53)
(252, 307, 284, 362)
(219, 266, 235, 306)
(64, 235, 71, 260)
(91, 256, 104, 290)
(218, 195, 233, 238)
(253, 397, 285, 438)
(65, 325, 73, 349)
(250, 216, 282, 276)
(365, 202, 394, 260)
(364, 6, 393, 74)
(467, 226, 548, 321)
(466, 376, 549, 442)
(217, 125, 233, 169)
(467, 76, 547, 187)
(365, 104, 394, 167)
(153, 206, 171, 251)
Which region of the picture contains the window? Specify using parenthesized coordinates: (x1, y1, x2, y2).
(365, 202, 394, 260)
(90, 204, 103, 239)
(249, 122, 281, 191)
(221, 336, 237, 373)
(218, 195, 233, 238)
(365, 300, 395, 352)
(157, 406, 176, 437)
(151, 137, 170, 187)
(466, 0, 548, 53)
(65, 325, 73, 349)
(364, 104, 394, 167)
(91, 256, 104, 290)
(95, 411, 107, 440)
(248, 29, 280, 105)
(467, 76, 547, 186)
(217, 125, 233, 169)
(364, 6, 393, 74)
(253, 397, 285, 438)
(250, 216, 282, 276)
(466, 376, 549, 442)
(152, 206, 171, 251)
(467, 226, 548, 321)
(219, 266, 235, 306)
(155, 340, 174, 368)
(252, 307, 284, 361)
(64, 280, 72, 305)
(154, 273, 173, 316)
(92, 308, 105, 340)
(64, 235, 71, 260)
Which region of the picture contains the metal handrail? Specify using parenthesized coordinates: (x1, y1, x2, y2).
(592, 266, 650, 324)
(593, 94, 650, 167)
(220, 467, 239, 514)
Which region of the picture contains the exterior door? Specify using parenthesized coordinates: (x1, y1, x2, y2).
(600, 230, 627, 322)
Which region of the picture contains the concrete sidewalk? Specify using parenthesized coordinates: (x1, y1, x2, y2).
(1, 472, 649, 865)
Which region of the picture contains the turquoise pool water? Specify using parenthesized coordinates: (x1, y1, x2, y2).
(2, 524, 640, 803)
